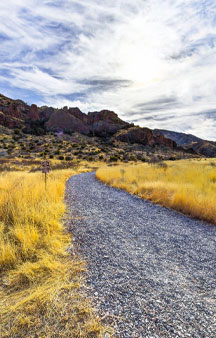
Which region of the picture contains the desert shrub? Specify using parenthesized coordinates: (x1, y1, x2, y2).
(129, 155, 136, 161)
(14, 128, 20, 135)
(156, 161, 168, 170)
(148, 156, 159, 164)
(58, 155, 64, 160)
(109, 155, 118, 162)
(136, 154, 142, 161)
(168, 156, 176, 161)
(12, 135, 20, 141)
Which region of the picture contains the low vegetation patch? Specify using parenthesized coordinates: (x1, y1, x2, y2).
(0, 169, 109, 337)
(96, 159, 216, 225)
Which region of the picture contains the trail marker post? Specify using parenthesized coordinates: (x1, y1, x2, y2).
(42, 160, 50, 190)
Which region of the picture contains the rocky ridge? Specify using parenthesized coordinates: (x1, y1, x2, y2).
(1, 93, 214, 156)
(155, 129, 216, 157)
(0, 93, 178, 151)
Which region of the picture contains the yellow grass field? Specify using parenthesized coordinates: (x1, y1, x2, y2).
(96, 159, 216, 225)
(0, 168, 109, 338)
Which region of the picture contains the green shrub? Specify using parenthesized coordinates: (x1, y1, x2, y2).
(109, 155, 118, 162)
(14, 129, 20, 135)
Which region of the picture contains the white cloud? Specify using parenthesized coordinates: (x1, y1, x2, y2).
(0, 0, 216, 139)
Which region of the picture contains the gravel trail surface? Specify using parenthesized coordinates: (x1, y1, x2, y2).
(65, 172, 216, 338)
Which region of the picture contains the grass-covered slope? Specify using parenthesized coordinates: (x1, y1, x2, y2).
(0, 169, 109, 338)
(96, 159, 216, 225)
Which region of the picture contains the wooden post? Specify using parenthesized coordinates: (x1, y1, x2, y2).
(42, 161, 50, 190)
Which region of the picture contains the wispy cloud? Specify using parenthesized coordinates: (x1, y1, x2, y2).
(0, 0, 216, 139)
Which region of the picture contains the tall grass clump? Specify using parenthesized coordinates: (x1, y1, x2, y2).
(96, 159, 216, 225)
(0, 169, 108, 338)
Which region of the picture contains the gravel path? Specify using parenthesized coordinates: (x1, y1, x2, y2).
(65, 172, 216, 338)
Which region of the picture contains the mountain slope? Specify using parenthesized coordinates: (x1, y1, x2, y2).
(2, 92, 216, 156)
(154, 129, 216, 157)
(0, 93, 177, 151)
(153, 129, 202, 146)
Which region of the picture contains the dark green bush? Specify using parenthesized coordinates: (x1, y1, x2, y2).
(109, 155, 118, 162)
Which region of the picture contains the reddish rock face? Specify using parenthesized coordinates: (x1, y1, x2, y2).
(0, 95, 36, 128)
(45, 108, 90, 135)
(0, 110, 24, 129)
(153, 132, 177, 148)
(88, 110, 129, 137)
(68, 107, 89, 124)
(27, 104, 40, 121)
(38, 107, 55, 121)
(0, 93, 177, 151)
(117, 127, 177, 148)
(46, 108, 129, 137)
(117, 127, 152, 145)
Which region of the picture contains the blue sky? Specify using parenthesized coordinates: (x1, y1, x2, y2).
(0, 0, 216, 139)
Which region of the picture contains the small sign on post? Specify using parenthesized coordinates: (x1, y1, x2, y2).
(41, 160, 50, 190)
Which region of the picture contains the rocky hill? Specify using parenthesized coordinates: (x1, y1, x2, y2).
(153, 129, 202, 146)
(0, 92, 214, 157)
(155, 129, 216, 157)
(0, 93, 178, 150)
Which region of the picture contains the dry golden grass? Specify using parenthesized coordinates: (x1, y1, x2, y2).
(0, 169, 111, 338)
(96, 159, 216, 225)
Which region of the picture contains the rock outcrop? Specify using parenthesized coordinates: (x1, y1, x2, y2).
(87, 110, 129, 137)
(117, 127, 177, 148)
(45, 107, 90, 135)
(27, 104, 40, 121)
(45, 107, 129, 136)
(0, 93, 188, 152)
(154, 129, 216, 157)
